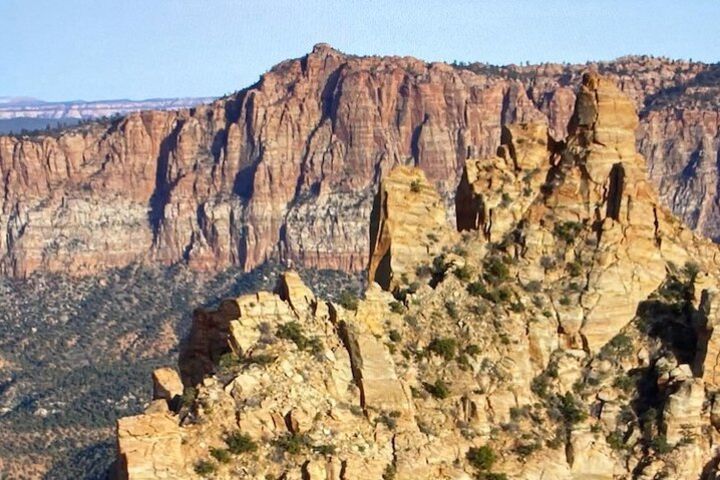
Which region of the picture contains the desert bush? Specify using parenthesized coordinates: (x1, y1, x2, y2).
(424, 379, 450, 399)
(427, 337, 457, 360)
(225, 431, 258, 455)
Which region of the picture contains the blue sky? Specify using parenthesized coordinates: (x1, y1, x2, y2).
(1, 0, 718, 101)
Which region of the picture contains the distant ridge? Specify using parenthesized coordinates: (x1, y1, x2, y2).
(0, 96, 214, 134)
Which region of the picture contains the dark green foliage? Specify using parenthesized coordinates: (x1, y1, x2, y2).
(276, 321, 323, 355)
(606, 431, 626, 451)
(388, 329, 402, 342)
(524, 280, 542, 293)
(182, 386, 198, 407)
(454, 265, 472, 281)
(274, 433, 310, 455)
(612, 374, 635, 393)
(218, 352, 242, 369)
(465, 344, 481, 356)
(566, 259, 583, 277)
(338, 289, 359, 310)
(225, 431, 258, 454)
(553, 221, 583, 243)
(424, 379, 450, 399)
(540, 255, 556, 270)
(482, 286, 513, 304)
(482, 255, 511, 286)
(601, 333, 634, 360)
(500, 192, 512, 208)
(0, 257, 363, 476)
(427, 337, 457, 360)
(445, 301, 459, 319)
(467, 281, 486, 297)
(514, 440, 541, 458)
(466, 445, 496, 471)
(410, 180, 421, 193)
(210, 447, 232, 463)
(243, 353, 276, 366)
(382, 463, 397, 480)
(682, 261, 701, 282)
(194, 460, 217, 476)
(377, 411, 399, 430)
(389, 301, 405, 314)
(557, 392, 587, 424)
(651, 435, 673, 454)
(313, 444, 337, 455)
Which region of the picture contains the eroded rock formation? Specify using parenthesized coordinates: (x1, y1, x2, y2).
(1, 48, 720, 278)
(116, 75, 720, 479)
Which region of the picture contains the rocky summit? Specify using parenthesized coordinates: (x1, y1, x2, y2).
(115, 74, 720, 479)
(1, 46, 720, 279)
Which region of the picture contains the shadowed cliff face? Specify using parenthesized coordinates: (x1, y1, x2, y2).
(0, 45, 718, 278)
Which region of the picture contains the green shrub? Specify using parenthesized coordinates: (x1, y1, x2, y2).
(683, 261, 701, 281)
(604, 332, 634, 359)
(389, 301, 405, 314)
(425, 379, 450, 399)
(612, 374, 634, 393)
(388, 329, 402, 343)
(218, 352, 242, 369)
(194, 460, 217, 476)
(482, 256, 511, 286)
(338, 290, 359, 310)
(454, 265, 472, 281)
(427, 337, 457, 360)
(466, 445, 496, 471)
(651, 435, 673, 454)
(445, 301, 459, 319)
(210, 447, 231, 463)
(276, 322, 323, 355)
(274, 433, 310, 455)
(410, 180, 421, 193)
(313, 444, 336, 455)
(465, 344, 481, 356)
(514, 441, 541, 457)
(225, 431, 258, 454)
(382, 464, 397, 480)
(244, 353, 276, 366)
(606, 431, 626, 450)
(566, 260, 583, 277)
(467, 281, 487, 297)
(181, 387, 198, 407)
(553, 221, 583, 243)
(524, 280, 542, 293)
(482, 286, 512, 304)
(540, 255, 556, 270)
(558, 392, 587, 424)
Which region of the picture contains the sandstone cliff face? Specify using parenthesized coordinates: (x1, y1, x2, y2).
(2, 48, 718, 278)
(117, 76, 720, 479)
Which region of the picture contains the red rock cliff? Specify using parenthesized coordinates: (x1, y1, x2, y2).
(0, 46, 717, 277)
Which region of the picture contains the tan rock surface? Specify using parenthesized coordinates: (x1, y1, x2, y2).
(116, 74, 720, 480)
(368, 166, 452, 291)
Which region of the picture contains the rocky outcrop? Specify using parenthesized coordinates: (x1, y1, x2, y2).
(116, 405, 186, 480)
(1, 49, 719, 279)
(117, 73, 720, 479)
(368, 166, 452, 291)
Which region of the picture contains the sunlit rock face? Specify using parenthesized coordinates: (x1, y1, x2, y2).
(117, 76, 720, 480)
(2, 47, 719, 278)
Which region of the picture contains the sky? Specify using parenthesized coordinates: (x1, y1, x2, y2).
(0, 0, 718, 102)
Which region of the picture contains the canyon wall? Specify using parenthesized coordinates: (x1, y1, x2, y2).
(0, 45, 717, 277)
